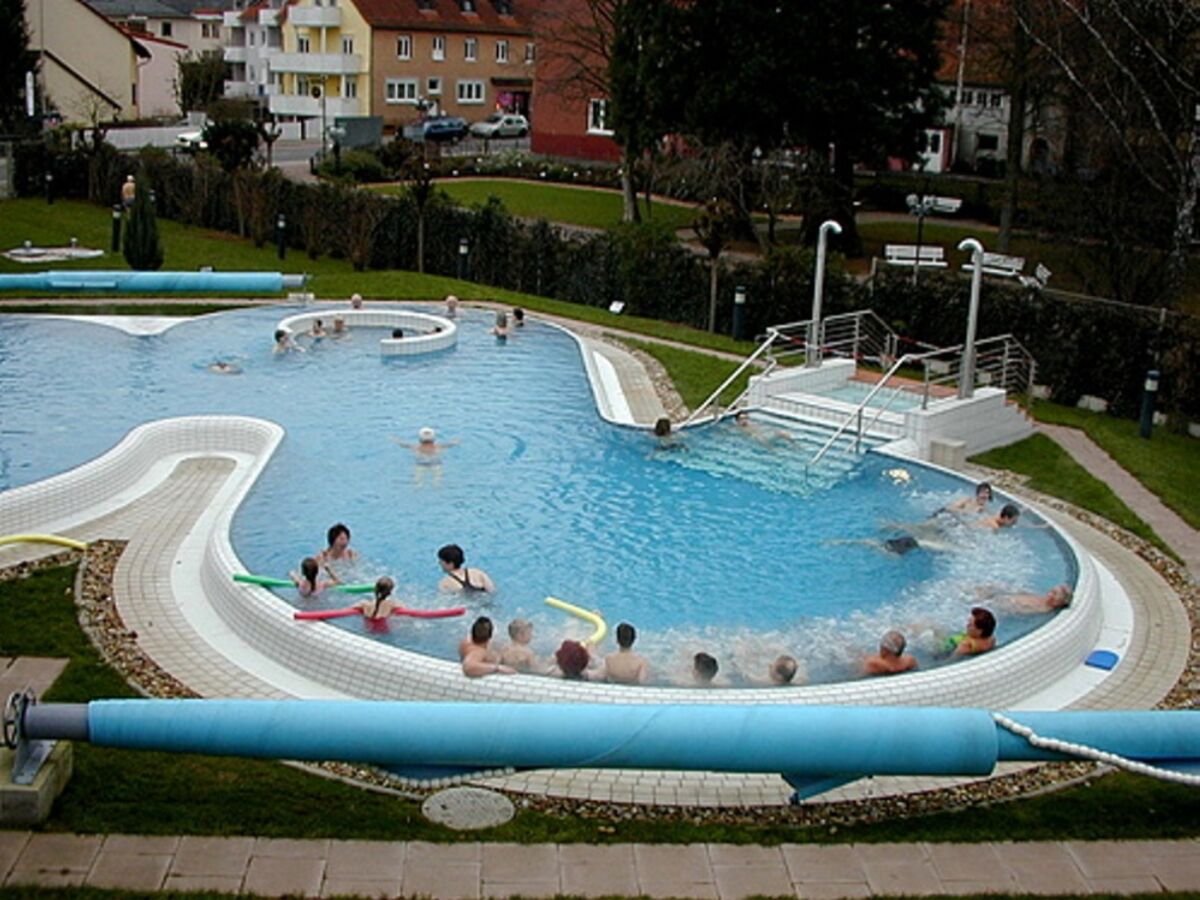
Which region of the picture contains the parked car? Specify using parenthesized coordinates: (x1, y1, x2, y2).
(469, 113, 529, 139)
(422, 115, 468, 142)
(175, 129, 208, 152)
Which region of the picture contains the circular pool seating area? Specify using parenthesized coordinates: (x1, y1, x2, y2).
(277, 308, 456, 356)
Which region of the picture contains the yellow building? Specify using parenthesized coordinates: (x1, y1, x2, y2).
(269, 0, 372, 128)
(26, 0, 147, 123)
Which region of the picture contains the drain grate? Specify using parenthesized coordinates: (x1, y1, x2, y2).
(421, 786, 516, 830)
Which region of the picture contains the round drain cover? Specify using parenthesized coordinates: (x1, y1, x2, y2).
(422, 786, 515, 830)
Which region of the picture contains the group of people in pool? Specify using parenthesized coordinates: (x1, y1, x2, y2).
(858, 480, 1074, 677)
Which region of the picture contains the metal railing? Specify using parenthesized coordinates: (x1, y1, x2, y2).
(681, 331, 782, 427)
(766, 310, 901, 368)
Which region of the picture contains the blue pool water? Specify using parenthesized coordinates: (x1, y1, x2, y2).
(0, 307, 1076, 685)
(818, 380, 926, 411)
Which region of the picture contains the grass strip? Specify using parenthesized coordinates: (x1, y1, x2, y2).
(621, 339, 750, 412)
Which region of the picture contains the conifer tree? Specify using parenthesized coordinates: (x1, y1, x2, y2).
(123, 178, 164, 271)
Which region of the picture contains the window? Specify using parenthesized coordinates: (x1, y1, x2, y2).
(432, 35, 445, 60)
(161, 20, 173, 36)
(524, 41, 535, 63)
(396, 34, 411, 58)
(427, 76, 442, 95)
(341, 36, 354, 54)
(990, 92, 1004, 108)
(202, 22, 220, 38)
(456, 79, 484, 103)
(926, 132, 941, 153)
(460, 0, 475, 10)
(495, 39, 508, 63)
(298, 35, 311, 53)
(464, 37, 477, 61)
(977, 133, 1000, 152)
(343, 79, 357, 98)
(385, 78, 419, 103)
(249, 65, 255, 81)
(976, 91, 987, 107)
(587, 98, 611, 134)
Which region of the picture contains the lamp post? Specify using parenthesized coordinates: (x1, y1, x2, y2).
(807, 219, 843, 368)
(1139, 370, 1160, 439)
(908, 189, 934, 287)
(957, 237, 985, 399)
(732, 285, 747, 342)
(457, 238, 469, 281)
(275, 213, 287, 260)
(311, 85, 326, 159)
(329, 124, 346, 174)
(44, 171, 53, 205)
(111, 204, 122, 253)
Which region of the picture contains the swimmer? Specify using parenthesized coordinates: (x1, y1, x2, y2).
(437, 543, 495, 594)
(290, 556, 339, 597)
(460, 616, 515, 677)
(552, 639, 594, 680)
(985, 583, 1073, 614)
(500, 618, 537, 672)
(693, 652, 719, 686)
(733, 410, 794, 447)
(445, 294, 459, 318)
(649, 417, 687, 455)
(937, 481, 993, 517)
(768, 654, 801, 685)
(208, 360, 241, 375)
(273, 328, 303, 354)
(393, 426, 459, 461)
(827, 530, 954, 555)
(333, 316, 346, 335)
(315, 523, 358, 579)
(862, 630, 918, 676)
(350, 293, 364, 310)
(975, 503, 1020, 530)
(604, 622, 649, 685)
(309, 319, 327, 339)
(939, 607, 997, 657)
(512, 307, 525, 327)
(351, 576, 400, 620)
(491, 311, 509, 339)
(391, 328, 405, 339)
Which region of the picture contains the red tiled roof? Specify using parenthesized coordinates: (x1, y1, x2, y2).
(937, 0, 1012, 87)
(350, 0, 531, 35)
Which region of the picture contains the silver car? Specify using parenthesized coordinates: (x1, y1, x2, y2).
(469, 113, 529, 139)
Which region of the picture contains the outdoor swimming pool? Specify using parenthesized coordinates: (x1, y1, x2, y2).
(0, 307, 1076, 685)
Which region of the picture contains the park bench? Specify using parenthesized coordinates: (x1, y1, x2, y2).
(1018, 263, 1053, 290)
(962, 252, 1026, 279)
(905, 194, 963, 215)
(884, 244, 948, 268)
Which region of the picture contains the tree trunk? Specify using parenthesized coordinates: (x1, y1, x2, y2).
(999, 0, 1030, 253)
(707, 253, 720, 332)
(1164, 125, 1200, 305)
(620, 146, 640, 224)
(832, 150, 861, 256)
(417, 213, 425, 274)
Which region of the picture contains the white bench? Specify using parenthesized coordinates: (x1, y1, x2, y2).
(884, 244, 948, 268)
(906, 194, 963, 215)
(962, 252, 1026, 279)
(1018, 263, 1053, 290)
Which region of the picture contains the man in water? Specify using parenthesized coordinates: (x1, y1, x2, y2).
(937, 482, 994, 517)
(500, 618, 537, 672)
(693, 652, 719, 686)
(437, 543, 495, 594)
(604, 622, 650, 684)
(769, 655, 801, 685)
(989, 583, 1073, 614)
(950, 607, 997, 656)
(460, 616, 514, 677)
(863, 630, 918, 676)
(733, 411, 794, 447)
(975, 503, 1020, 530)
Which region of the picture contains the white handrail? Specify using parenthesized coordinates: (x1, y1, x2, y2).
(682, 331, 781, 427)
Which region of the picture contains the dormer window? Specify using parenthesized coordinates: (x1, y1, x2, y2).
(417, 0, 433, 9)
(460, 0, 475, 12)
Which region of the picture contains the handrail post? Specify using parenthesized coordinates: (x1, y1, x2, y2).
(922, 364, 931, 410)
(957, 237, 985, 399)
(855, 408, 863, 453)
(807, 219, 842, 369)
(1001, 340, 1011, 393)
(853, 314, 862, 364)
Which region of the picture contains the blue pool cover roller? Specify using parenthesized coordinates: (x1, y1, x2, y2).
(0, 271, 306, 293)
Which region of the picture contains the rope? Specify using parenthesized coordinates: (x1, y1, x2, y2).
(992, 712, 1200, 787)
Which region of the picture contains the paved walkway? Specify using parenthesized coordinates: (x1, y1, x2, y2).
(2, 832, 1198, 897)
(1039, 423, 1200, 576)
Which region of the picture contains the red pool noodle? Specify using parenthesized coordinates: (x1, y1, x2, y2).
(293, 606, 466, 621)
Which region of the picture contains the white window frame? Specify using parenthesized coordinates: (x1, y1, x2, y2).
(385, 78, 419, 104)
(587, 98, 612, 135)
(464, 37, 477, 61)
(456, 79, 484, 104)
(341, 35, 354, 54)
(297, 35, 311, 53)
(990, 92, 1004, 108)
(495, 39, 508, 63)
(432, 35, 445, 61)
(427, 76, 442, 95)
(396, 34, 412, 59)
(343, 79, 357, 99)
(524, 41, 535, 63)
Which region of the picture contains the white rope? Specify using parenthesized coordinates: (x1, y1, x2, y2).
(992, 712, 1200, 787)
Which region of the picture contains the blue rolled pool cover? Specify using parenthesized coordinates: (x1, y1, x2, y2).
(86, 701, 1003, 777)
(0, 271, 305, 293)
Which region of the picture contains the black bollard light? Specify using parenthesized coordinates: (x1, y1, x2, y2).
(732, 285, 747, 342)
(275, 213, 287, 260)
(457, 238, 469, 281)
(111, 204, 122, 253)
(44, 172, 54, 205)
(1139, 369, 1160, 439)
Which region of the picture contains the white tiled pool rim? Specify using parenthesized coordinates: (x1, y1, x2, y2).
(277, 307, 457, 356)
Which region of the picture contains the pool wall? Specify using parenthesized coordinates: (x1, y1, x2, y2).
(276, 308, 457, 356)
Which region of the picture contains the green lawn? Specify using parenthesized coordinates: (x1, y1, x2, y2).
(376, 178, 700, 232)
(1030, 400, 1200, 531)
(0, 199, 753, 356)
(623, 339, 751, 411)
(4, 562, 1200, 843)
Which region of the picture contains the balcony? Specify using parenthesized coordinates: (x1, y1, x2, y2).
(269, 52, 362, 75)
(222, 10, 241, 27)
(268, 93, 360, 118)
(224, 45, 248, 63)
(224, 79, 255, 98)
(257, 7, 280, 26)
(289, 5, 341, 27)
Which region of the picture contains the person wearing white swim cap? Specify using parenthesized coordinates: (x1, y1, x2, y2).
(392, 427, 459, 484)
(419, 427, 436, 443)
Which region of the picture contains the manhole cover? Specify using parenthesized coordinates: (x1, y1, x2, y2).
(422, 786, 515, 830)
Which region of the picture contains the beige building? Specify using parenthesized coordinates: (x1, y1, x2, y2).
(27, 0, 147, 123)
(87, 0, 229, 57)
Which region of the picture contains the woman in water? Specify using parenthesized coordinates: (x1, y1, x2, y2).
(315, 523, 358, 579)
(290, 557, 338, 597)
(491, 311, 509, 339)
(351, 576, 400, 622)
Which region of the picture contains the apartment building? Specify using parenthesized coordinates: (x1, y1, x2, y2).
(223, 0, 288, 103)
(87, 0, 230, 56)
(267, 0, 371, 126)
(359, 0, 534, 130)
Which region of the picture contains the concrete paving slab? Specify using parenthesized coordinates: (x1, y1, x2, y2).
(782, 844, 867, 883)
(320, 875, 402, 898)
(794, 882, 872, 899)
(635, 842, 715, 887)
(84, 852, 172, 890)
(860, 859, 946, 896)
(324, 839, 406, 880)
(637, 881, 720, 900)
(402, 859, 481, 899)
(1064, 839, 1162, 878)
(1150, 854, 1200, 891)
(709, 843, 785, 867)
(243, 854, 326, 897)
(924, 842, 1011, 883)
(482, 878, 561, 898)
(162, 872, 244, 893)
(8, 832, 101, 879)
(560, 844, 639, 897)
(480, 842, 559, 884)
(1085, 875, 1169, 894)
(0, 831, 30, 881)
(169, 835, 254, 878)
(253, 836, 332, 859)
(100, 835, 180, 856)
(712, 862, 796, 900)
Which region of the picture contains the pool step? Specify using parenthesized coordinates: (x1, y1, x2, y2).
(765, 391, 907, 439)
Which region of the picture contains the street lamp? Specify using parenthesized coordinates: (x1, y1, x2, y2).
(807, 219, 842, 368)
(111, 204, 122, 253)
(275, 213, 287, 260)
(311, 85, 326, 159)
(907, 191, 934, 287)
(732, 285, 747, 342)
(457, 238, 469, 281)
(328, 124, 347, 172)
(957, 237, 985, 399)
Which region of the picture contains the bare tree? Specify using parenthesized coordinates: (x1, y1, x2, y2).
(1017, 0, 1200, 302)
(692, 198, 735, 332)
